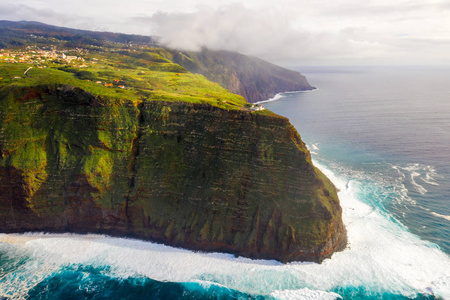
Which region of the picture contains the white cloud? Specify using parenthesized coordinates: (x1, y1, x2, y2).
(1, 0, 449, 65)
(143, 4, 399, 65)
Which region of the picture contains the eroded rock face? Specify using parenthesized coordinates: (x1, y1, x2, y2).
(172, 49, 316, 103)
(0, 85, 346, 262)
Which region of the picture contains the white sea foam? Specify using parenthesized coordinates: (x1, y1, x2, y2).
(270, 288, 342, 300)
(399, 163, 441, 194)
(308, 143, 320, 156)
(257, 93, 285, 104)
(315, 163, 450, 298)
(256, 89, 317, 104)
(1, 163, 450, 299)
(390, 163, 443, 201)
(311, 143, 320, 151)
(189, 279, 228, 290)
(410, 171, 428, 195)
(431, 212, 450, 222)
(422, 166, 440, 186)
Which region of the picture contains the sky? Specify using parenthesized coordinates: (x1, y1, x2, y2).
(1, 0, 450, 66)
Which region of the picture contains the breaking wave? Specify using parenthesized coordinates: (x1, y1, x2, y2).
(256, 90, 317, 104)
(392, 163, 441, 195)
(1, 161, 449, 299)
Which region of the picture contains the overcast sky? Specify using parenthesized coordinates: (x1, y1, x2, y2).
(2, 0, 450, 66)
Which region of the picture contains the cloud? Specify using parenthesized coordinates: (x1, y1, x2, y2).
(142, 3, 390, 65)
(1, 0, 449, 65)
(318, 0, 447, 17)
(1, 4, 76, 24)
(0, 3, 106, 31)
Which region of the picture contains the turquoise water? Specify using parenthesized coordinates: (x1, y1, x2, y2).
(1, 66, 449, 299)
(264, 66, 450, 254)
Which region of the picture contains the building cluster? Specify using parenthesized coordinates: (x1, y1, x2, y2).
(0, 46, 94, 67)
(250, 104, 266, 111)
(0, 46, 128, 89)
(100, 79, 126, 89)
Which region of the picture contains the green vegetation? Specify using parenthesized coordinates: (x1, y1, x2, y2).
(172, 48, 315, 103)
(0, 20, 157, 49)
(0, 36, 346, 263)
(0, 46, 253, 111)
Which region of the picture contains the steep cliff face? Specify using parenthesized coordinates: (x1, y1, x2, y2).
(0, 84, 346, 262)
(172, 48, 316, 103)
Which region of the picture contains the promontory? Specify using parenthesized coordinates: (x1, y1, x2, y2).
(0, 22, 346, 263)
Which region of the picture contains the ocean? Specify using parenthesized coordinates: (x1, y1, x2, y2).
(1, 66, 449, 299)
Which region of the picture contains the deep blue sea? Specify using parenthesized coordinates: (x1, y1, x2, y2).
(1, 66, 449, 300)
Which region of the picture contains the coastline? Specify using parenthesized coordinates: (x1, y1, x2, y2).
(1, 155, 449, 299)
(255, 89, 318, 105)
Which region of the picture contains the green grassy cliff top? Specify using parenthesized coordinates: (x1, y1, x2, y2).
(0, 46, 259, 111)
(0, 40, 347, 263)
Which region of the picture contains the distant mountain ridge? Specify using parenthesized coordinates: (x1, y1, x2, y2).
(173, 48, 315, 103)
(0, 20, 157, 48)
(0, 20, 314, 103)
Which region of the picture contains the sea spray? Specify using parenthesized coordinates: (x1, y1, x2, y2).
(1, 159, 449, 299)
(255, 90, 317, 105)
(314, 162, 450, 299)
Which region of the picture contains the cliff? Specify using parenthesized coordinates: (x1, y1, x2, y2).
(0, 35, 345, 262)
(0, 83, 346, 262)
(0, 20, 315, 103)
(172, 48, 316, 103)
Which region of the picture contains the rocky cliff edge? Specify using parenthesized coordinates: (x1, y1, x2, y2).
(0, 84, 346, 262)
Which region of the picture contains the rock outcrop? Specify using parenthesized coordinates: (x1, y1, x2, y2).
(0, 84, 346, 263)
(172, 48, 316, 103)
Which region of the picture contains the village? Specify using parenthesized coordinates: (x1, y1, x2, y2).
(0, 45, 90, 66)
(0, 46, 131, 89)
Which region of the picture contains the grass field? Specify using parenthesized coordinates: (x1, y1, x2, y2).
(0, 47, 254, 111)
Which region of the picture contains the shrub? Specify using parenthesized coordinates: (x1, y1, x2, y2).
(75, 70, 95, 80)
